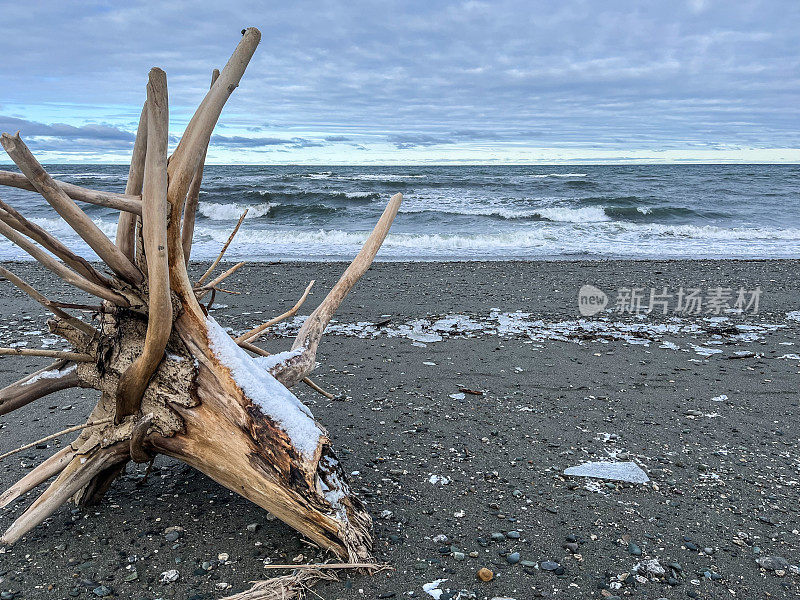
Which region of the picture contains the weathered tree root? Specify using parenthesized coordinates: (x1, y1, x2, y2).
(0, 26, 402, 597)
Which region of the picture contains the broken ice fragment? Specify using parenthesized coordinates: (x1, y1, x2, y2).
(564, 461, 649, 484)
(423, 579, 448, 599)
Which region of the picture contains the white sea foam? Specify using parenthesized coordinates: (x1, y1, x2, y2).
(198, 202, 276, 220)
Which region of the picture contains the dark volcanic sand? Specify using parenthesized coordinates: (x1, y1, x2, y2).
(1, 260, 799, 600)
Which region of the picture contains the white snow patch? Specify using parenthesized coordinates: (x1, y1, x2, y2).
(710, 394, 728, 402)
(787, 311, 800, 321)
(428, 474, 450, 486)
(449, 392, 466, 400)
(252, 347, 305, 371)
(22, 364, 76, 386)
(777, 353, 800, 360)
(204, 316, 322, 458)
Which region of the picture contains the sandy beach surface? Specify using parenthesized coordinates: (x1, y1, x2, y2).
(1, 259, 798, 599)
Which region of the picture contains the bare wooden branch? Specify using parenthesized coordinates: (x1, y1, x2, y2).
(196, 209, 248, 286)
(0, 198, 111, 286)
(115, 68, 172, 422)
(1, 133, 143, 284)
(1, 443, 128, 544)
(116, 102, 149, 260)
(196, 261, 245, 300)
(163, 28, 260, 312)
(0, 219, 129, 305)
(0, 446, 76, 508)
(0, 419, 113, 462)
(0, 170, 142, 214)
(0, 361, 85, 416)
(0, 265, 98, 337)
(236, 280, 315, 344)
(0, 348, 94, 361)
(273, 193, 402, 387)
(182, 68, 220, 264)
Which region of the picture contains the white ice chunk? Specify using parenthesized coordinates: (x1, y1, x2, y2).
(564, 461, 649, 484)
(205, 316, 321, 458)
(423, 579, 448, 599)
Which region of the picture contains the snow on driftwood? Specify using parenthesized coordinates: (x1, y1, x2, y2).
(205, 316, 322, 457)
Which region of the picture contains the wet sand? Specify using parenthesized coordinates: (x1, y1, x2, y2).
(1, 260, 799, 599)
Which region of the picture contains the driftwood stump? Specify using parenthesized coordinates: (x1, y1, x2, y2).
(0, 28, 401, 597)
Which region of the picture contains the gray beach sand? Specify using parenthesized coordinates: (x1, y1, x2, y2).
(1, 260, 798, 599)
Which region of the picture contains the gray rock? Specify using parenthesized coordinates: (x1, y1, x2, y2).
(506, 552, 520, 564)
(92, 586, 112, 598)
(757, 556, 789, 571)
(628, 542, 642, 556)
(540, 560, 560, 571)
(564, 461, 649, 484)
(246, 523, 259, 533)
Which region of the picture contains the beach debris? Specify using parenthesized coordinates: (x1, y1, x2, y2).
(710, 394, 728, 402)
(477, 567, 494, 582)
(459, 387, 484, 395)
(449, 392, 466, 400)
(564, 461, 650, 484)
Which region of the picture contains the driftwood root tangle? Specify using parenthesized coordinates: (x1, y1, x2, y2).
(0, 27, 403, 592)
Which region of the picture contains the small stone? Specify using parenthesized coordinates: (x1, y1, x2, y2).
(628, 542, 642, 556)
(490, 532, 506, 542)
(92, 586, 112, 598)
(756, 556, 790, 571)
(218, 552, 229, 562)
(0, 593, 14, 600)
(703, 547, 713, 555)
(506, 552, 520, 564)
(540, 560, 560, 571)
(453, 552, 465, 561)
(246, 523, 259, 533)
(685, 542, 698, 551)
(477, 567, 494, 582)
(506, 531, 521, 539)
(563, 542, 579, 553)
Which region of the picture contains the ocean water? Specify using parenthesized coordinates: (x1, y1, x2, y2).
(1, 164, 798, 261)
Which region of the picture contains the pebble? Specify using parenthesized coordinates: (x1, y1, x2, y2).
(453, 552, 466, 561)
(92, 586, 112, 598)
(0, 593, 14, 600)
(490, 532, 506, 542)
(246, 523, 259, 532)
(540, 560, 560, 571)
(477, 567, 494, 582)
(685, 542, 698, 551)
(563, 542, 579, 553)
(628, 542, 642, 556)
(756, 556, 789, 571)
(506, 530, 520, 539)
(506, 552, 520, 564)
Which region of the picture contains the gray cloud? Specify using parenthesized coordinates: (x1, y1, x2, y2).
(0, 0, 796, 160)
(0, 116, 135, 143)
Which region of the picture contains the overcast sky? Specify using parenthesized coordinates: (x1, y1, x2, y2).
(1, 0, 798, 164)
